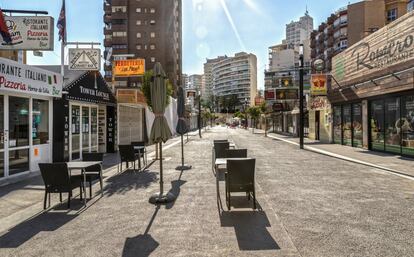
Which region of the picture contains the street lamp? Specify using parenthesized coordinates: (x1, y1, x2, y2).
(299, 44, 304, 149)
(244, 97, 248, 129)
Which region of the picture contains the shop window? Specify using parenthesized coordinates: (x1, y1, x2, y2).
(0, 95, 3, 150)
(333, 106, 342, 144)
(91, 108, 98, 152)
(384, 98, 401, 154)
(71, 105, 80, 160)
(82, 107, 90, 153)
(32, 99, 49, 145)
(352, 103, 363, 148)
(401, 95, 414, 156)
(342, 105, 352, 146)
(9, 96, 29, 147)
(370, 100, 385, 151)
(9, 149, 29, 175)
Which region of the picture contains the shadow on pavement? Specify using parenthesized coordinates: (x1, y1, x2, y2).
(122, 206, 160, 257)
(0, 205, 81, 248)
(220, 209, 280, 251)
(104, 169, 157, 197)
(165, 179, 186, 210)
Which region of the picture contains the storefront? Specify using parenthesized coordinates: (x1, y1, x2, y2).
(45, 67, 117, 162)
(308, 96, 332, 143)
(330, 11, 414, 156)
(0, 58, 62, 181)
(116, 89, 146, 145)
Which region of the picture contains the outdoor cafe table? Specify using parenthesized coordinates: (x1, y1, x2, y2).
(67, 161, 102, 206)
(215, 158, 246, 171)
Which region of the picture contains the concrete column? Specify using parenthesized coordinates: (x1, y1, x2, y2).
(362, 100, 369, 149)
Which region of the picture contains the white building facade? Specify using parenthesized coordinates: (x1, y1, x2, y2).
(212, 52, 257, 107)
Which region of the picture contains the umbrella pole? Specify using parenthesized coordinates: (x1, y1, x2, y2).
(149, 141, 176, 204)
(159, 142, 163, 195)
(175, 134, 192, 171)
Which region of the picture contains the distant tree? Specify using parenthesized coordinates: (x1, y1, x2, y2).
(246, 106, 262, 133)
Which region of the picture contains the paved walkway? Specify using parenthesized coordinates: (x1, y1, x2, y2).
(267, 132, 414, 178)
(0, 127, 413, 256)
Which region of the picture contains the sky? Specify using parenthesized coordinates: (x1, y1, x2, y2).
(2, 0, 360, 89)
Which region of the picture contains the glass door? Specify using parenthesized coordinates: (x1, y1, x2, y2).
(91, 107, 98, 152)
(8, 96, 30, 175)
(82, 106, 90, 154)
(384, 98, 401, 154)
(333, 106, 342, 144)
(370, 100, 385, 151)
(401, 95, 414, 156)
(342, 105, 352, 146)
(352, 103, 363, 148)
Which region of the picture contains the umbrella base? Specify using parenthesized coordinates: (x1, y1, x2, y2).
(149, 192, 176, 204)
(175, 164, 192, 171)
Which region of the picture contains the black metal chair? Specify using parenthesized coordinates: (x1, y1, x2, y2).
(118, 145, 139, 172)
(225, 158, 256, 210)
(213, 142, 230, 171)
(131, 141, 147, 168)
(82, 152, 104, 198)
(39, 163, 83, 209)
(225, 149, 247, 158)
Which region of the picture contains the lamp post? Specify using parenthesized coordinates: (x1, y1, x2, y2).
(198, 90, 202, 138)
(244, 98, 248, 129)
(299, 44, 304, 149)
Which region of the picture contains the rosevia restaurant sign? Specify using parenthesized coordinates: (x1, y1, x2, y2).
(0, 57, 62, 97)
(0, 16, 54, 51)
(332, 11, 414, 86)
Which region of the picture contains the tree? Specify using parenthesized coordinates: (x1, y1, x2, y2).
(246, 106, 262, 133)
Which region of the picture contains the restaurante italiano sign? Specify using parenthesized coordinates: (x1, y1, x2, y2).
(332, 11, 414, 85)
(0, 57, 62, 97)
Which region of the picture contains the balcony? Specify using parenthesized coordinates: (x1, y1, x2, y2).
(104, 14, 111, 24)
(112, 37, 128, 45)
(111, 11, 127, 20)
(112, 48, 129, 55)
(104, 27, 111, 35)
(318, 23, 326, 32)
(103, 3, 111, 14)
(310, 39, 316, 49)
(104, 38, 112, 47)
(327, 37, 334, 47)
(112, 0, 128, 5)
(111, 24, 128, 32)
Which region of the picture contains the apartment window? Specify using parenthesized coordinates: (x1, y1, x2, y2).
(136, 44, 141, 50)
(136, 8, 142, 13)
(150, 32, 155, 38)
(151, 57, 155, 62)
(387, 8, 397, 22)
(150, 20, 156, 25)
(150, 44, 155, 50)
(136, 20, 141, 25)
(105, 34, 112, 39)
(136, 32, 141, 38)
(112, 6, 126, 13)
(113, 44, 127, 49)
(113, 31, 127, 37)
(112, 19, 127, 25)
(150, 8, 155, 13)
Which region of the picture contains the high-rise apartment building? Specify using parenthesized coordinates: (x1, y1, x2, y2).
(103, 0, 182, 90)
(203, 56, 226, 102)
(285, 11, 313, 47)
(310, 0, 409, 72)
(211, 52, 257, 107)
(186, 74, 203, 91)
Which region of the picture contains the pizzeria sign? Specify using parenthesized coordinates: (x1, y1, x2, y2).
(0, 57, 62, 97)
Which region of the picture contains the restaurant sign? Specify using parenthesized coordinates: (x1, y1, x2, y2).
(311, 74, 328, 96)
(0, 57, 62, 97)
(69, 48, 101, 71)
(0, 16, 54, 51)
(265, 89, 275, 100)
(332, 11, 414, 85)
(113, 59, 145, 77)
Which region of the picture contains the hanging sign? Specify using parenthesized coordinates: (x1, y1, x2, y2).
(68, 48, 101, 71)
(0, 57, 62, 97)
(113, 59, 145, 77)
(264, 89, 275, 100)
(0, 16, 54, 51)
(311, 74, 328, 96)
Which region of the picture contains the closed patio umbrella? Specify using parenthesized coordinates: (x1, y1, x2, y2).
(175, 86, 192, 171)
(149, 63, 175, 204)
